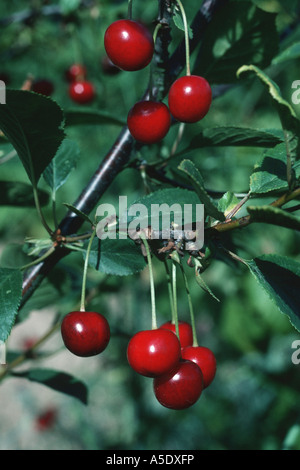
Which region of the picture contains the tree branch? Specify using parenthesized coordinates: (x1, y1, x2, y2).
(20, 0, 230, 308)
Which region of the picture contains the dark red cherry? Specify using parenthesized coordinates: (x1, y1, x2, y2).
(159, 320, 193, 349)
(181, 345, 217, 388)
(69, 80, 95, 104)
(32, 79, 54, 96)
(61, 311, 110, 357)
(104, 19, 154, 71)
(168, 75, 212, 123)
(127, 329, 181, 378)
(153, 360, 204, 410)
(127, 100, 171, 144)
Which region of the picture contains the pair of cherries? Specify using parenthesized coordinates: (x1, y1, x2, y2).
(66, 63, 96, 104)
(127, 320, 217, 410)
(104, 19, 212, 144)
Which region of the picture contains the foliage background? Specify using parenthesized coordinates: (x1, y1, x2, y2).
(0, 0, 300, 450)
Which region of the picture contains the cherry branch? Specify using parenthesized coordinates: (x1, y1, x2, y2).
(20, 0, 230, 308)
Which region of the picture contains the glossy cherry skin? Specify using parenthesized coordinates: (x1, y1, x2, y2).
(159, 321, 193, 349)
(153, 360, 204, 410)
(104, 19, 154, 71)
(181, 345, 217, 388)
(32, 79, 54, 96)
(65, 63, 87, 82)
(127, 101, 171, 144)
(69, 80, 95, 104)
(127, 329, 181, 378)
(61, 311, 110, 357)
(168, 75, 212, 123)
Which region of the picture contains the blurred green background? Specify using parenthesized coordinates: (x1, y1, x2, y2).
(0, 0, 300, 451)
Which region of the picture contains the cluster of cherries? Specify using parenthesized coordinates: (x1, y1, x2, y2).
(104, 18, 212, 144)
(61, 311, 216, 410)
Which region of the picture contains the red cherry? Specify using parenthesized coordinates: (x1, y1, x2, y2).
(159, 321, 193, 349)
(104, 19, 154, 71)
(61, 311, 110, 357)
(181, 345, 217, 388)
(127, 100, 171, 144)
(35, 407, 57, 431)
(65, 63, 87, 82)
(32, 79, 54, 96)
(168, 75, 212, 123)
(69, 80, 95, 104)
(127, 329, 181, 378)
(153, 360, 204, 410)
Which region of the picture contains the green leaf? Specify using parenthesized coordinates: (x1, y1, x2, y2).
(64, 108, 126, 127)
(87, 237, 146, 276)
(237, 65, 300, 154)
(250, 143, 300, 195)
(172, 9, 193, 39)
(59, 0, 81, 15)
(195, 1, 279, 83)
(176, 127, 283, 156)
(246, 254, 300, 331)
(178, 160, 225, 221)
(63, 203, 94, 225)
(272, 41, 300, 65)
(118, 187, 204, 239)
(0, 268, 23, 342)
(0, 181, 49, 207)
(247, 205, 300, 231)
(43, 139, 80, 194)
(218, 191, 241, 217)
(13, 368, 88, 404)
(0, 90, 65, 184)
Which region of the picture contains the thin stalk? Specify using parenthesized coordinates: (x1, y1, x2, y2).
(80, 228, 97, 312)
(171, 261, 180, 339)
(179, 264, 198, 346)
(149, 22, 163, 101)
(164, 259, 175, 322)
(20, 245, 55, 271)
(140, 232, 157, 330)
(33, 184, 53, 236)
(176, 0, 191, 76)
(128, 0, 133, 20)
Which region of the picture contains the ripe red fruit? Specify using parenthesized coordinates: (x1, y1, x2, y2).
(168, 75, 212, 123)
(69, 80, 95, 104)
(127, 100, 171, 144)
(104, 19, 154, 71)
(127, 329, 181, 378)
(65, 63, 87, 82)
(36, 407, 57, 431)
(61, 311, 110, 357)
(159, 321, 193, 349)
(153, 360, 204, 410)
(181, 345, 217, 388)
(32, 79, 54, 96)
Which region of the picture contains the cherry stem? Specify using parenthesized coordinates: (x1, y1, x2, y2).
(20, 245, 56, 271)
(127, 0, 133, 20)
(80, 227, 97, 312)
(176, 0, 191, 76)
(164, 259, 175, 323)
(179, 263, 198, 347)
(171, 261, 180, 339)
(139, 232, 157, 330)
